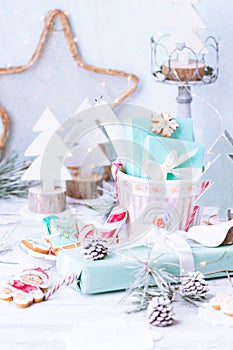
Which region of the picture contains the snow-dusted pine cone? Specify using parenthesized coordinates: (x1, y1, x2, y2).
(81, 240, 108, 261)
(180, 271, 208, 296)
(147, 296, 174, 327)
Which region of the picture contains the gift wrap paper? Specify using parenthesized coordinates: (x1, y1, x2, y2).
(124, 117, 194, 178)
(143, 136, 204, 180)
(56, 245, 233, 295)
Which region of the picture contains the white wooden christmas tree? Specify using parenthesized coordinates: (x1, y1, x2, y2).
(65, 127, 109, 177)
(196, 130, 233, 220)
(162, 0, 208, 80)
(22, 107, 71, 214)
(64, 99, 112, 199)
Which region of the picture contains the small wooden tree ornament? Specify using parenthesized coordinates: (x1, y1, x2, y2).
(196, 130, 233, 221)
(64, 99, 111, 199)
(22, 107, 71, 214)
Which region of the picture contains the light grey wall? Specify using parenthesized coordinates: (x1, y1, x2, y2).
(0, 0, 231, 155)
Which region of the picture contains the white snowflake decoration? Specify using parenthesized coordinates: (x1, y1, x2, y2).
(151, 112, 179, 137)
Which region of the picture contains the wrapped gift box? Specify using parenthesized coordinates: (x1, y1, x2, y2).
(124, 117, 195, 178)
(56, 245, 233, 294)
(143, 136, 204, 180)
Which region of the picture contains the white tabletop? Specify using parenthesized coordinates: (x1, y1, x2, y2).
(0, 198, 233, 350)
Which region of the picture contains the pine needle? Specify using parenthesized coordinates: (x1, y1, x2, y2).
(120, 246, 209, 313)
(0, 152, 29, 198)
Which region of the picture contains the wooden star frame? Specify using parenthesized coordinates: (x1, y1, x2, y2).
(0, 9, 139, 150)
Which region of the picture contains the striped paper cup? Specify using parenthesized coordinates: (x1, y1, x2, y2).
(112, 164, 205, 243)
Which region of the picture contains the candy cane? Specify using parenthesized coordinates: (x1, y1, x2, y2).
(113, 162, 123, 206)
(184, 181, 210, 232)
(184, 205, 199, 232)
(45, 273, 76, 300)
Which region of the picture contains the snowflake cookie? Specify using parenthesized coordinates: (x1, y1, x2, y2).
(151, 112, 179, 137)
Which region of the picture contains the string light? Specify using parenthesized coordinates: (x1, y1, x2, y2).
(191, 92, 224, 132)
(199, 249, 231, 268)
(0, 9, 138, 110)
(73, 37, 78, 43)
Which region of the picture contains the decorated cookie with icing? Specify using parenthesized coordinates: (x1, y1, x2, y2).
(79, 206, 128, 246)
(0, 285, 14, 302)
(17, 267, 49, 290)
(45, 236, 80, 256)
(21, 239, 51, 255)
(210, 292, 233, 310)
(43, 216, 80, 255)
(0, 279, 44, 308)
(221, 300, 233, 317)
(13, 293, 34, 308)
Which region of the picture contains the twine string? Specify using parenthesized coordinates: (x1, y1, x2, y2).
(0, 9, 138, 149)
(0, 9, 138, 109)
(0, 106, 10, 149)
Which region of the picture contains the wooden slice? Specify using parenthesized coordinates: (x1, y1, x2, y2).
(66, 173, 103, 199)
(162, 60, 205, 81)
(28, 186, 66, 214)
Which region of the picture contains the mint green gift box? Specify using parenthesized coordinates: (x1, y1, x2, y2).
(124, 117, 195, 178)
(56, 245, 233, 294)
(143, 136, 204, 180)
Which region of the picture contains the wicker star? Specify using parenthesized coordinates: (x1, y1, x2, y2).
(0, 9, 139, 149)
(151, 112, 179, 137)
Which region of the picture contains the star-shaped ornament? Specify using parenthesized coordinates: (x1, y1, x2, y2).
(0, 9, 139, 149)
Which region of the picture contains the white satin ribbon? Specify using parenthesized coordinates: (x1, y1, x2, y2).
(144, 147, 201, 180)
(152, 228, 194, 273)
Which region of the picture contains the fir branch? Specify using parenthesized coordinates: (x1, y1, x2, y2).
(84, 181, 116, 218)
(0, 152, 29, 198)
(120, 247, 209, 313)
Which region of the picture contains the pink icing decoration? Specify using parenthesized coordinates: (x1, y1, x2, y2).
(11, 280, 39, 293)
(83, 228, 95, 240)
(107, 211, 126, 223)
(22, 267, 49, 279)
(100, 229, 116, 239)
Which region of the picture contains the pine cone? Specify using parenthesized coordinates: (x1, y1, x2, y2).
(81, 240, 108, 261)
(180, 271, 208, 296)
(147, 296, 174, 327)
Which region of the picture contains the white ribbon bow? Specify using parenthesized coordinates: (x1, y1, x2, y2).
(151, 228, 194, 273)
(144, 147, 202, 180)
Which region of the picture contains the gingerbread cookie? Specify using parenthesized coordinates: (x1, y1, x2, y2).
(13, 293, 34, 309)
(0, 279, 44, 308)
(220, 300, 233, 317)
(0, 285, 14, 302)
(21, 238, 51, 255)
(17, 267, 49, 290)
(210, 292, 233, 311)
(43, 216, 80, 255)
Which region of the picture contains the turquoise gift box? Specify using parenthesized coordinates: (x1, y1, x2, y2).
(56, 245, 233, 294)
(123, 117, 198, 178)
(143, 136, 204, 180)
